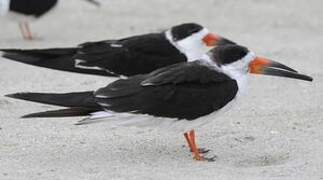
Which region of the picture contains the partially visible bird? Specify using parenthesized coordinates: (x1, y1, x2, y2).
(0, 0, 101, 40)
(1, 23, 233, 76)
(5, 44, 313, 161)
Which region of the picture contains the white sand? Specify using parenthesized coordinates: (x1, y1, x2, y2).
(0, 0, 322, 179)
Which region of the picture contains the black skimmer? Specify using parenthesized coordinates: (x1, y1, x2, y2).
(0, 23, 232, 76)
(5, 44, 312, 161)
(0, 0, 100, 40)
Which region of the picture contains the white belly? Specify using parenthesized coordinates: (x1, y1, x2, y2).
(77, 97, 240, 133)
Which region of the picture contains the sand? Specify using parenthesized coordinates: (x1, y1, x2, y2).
(0, 0, 322, 179)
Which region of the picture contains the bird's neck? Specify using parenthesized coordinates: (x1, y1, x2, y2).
(165, 30, 207, 61)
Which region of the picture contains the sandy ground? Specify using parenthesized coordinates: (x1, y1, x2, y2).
(0, 0, 322, 179)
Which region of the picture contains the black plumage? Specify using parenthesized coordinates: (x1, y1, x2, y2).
(2, 48, 110, 76)
(9, 0, 58, 17)
(74, 34, 186, 76)
(170, 23, 203, 41)
(211, 44, 248, 65)
(1, 33, 186, 76)
(8, 91, 99, 108)
(6, 61, 238, 120)
(95, 61, 238, 119)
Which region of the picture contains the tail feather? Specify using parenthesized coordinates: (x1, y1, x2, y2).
(1, 48, 109, 76)
(22, 107, 97, 118)
(6, 91, 100, 108)
(6, 91, 103, 118)
(1, 48, 77, 62)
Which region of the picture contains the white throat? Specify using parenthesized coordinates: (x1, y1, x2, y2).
(165, 28, 210, 62)
(0, 0, 10, 16)
(218, 52, 256, 94)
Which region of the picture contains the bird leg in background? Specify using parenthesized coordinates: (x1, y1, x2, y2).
(18, 22, 33, 40)
(24, 22, 33, 40)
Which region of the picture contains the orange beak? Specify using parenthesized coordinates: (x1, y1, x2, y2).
(249, 57, 313, 81)
(202, 33, 221, 47)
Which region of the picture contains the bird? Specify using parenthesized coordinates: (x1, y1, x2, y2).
(0, 23, 233, 76)
(5, 44, 313, 161)
(0, 0, 100, 40)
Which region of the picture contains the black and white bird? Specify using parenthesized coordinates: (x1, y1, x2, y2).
(1, 23, 231, 76)
(0, 0, 100, 40)
(6, 44, 312, 161)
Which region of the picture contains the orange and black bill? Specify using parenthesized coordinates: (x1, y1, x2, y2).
(202, 33, 222, 47)
(249, 57, 313, 82)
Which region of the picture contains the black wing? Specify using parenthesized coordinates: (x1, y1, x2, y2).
(1, 48, 110, 76)
(9, 0, 58, 17)
(1, 33, 185, 77)
(74, 33, 186, 76)
(94, 61, 238, 120)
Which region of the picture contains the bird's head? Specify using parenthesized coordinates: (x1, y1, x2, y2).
(208, 44, 313, 82)
(167, 23, 232, 61)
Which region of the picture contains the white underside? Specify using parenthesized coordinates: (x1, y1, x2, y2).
(76, 96, 239, 133)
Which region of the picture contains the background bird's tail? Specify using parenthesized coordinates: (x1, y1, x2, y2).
(5, 91, 102, 118)
(1, 48, 108, 76)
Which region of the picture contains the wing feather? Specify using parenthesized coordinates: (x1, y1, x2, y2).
(94, 61, 238, 120)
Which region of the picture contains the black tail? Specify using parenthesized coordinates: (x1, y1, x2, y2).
(1, 48, 108, 76)
(6, 91, 102, 118)
(22, 107, 97, 118)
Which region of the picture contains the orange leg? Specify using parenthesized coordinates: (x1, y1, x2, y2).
(184, 132, 195, 152)
(183, 130, 215, 162)
(184, 131, 209, 153)
(188, 130, 204, 161)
